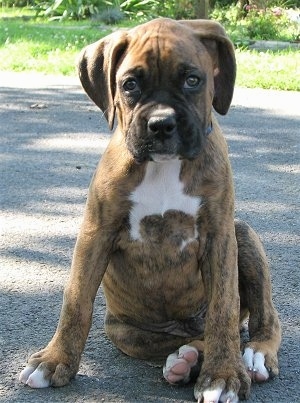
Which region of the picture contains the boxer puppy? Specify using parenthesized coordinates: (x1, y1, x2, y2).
(20, 18, 281, 402)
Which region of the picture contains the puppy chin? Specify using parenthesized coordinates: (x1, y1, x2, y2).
(150, 153, 178, 163)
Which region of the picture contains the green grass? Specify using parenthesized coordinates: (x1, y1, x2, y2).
(0, 13, 111, 75)
(236, 48, 300, 91)
(0, 8, 299, 90)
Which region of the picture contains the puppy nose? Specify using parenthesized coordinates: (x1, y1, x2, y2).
(147, 114, 177, 139)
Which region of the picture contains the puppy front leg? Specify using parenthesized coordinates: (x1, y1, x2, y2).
(195, 231, 251, 403)
(20, 200, 113, 388)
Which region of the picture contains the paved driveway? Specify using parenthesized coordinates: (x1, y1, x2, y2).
(0, 72, 299, 402)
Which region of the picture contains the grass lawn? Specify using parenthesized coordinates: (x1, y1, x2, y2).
(0, 9, 299, 90)
(0, 16, 110, 75)
(236, 48, 300, 91)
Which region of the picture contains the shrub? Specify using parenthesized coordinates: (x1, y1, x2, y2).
(94, 7, 125, 24)
(211, 3, 299, 43)
(34, 0, 101, 20)
(157, 0, 197, 19)
(103, 0, 159, 20)
(246, 8, 287, 39)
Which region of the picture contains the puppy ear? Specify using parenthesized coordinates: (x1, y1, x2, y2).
(78, 31, 128, 130)
(179, 20, 236, 115)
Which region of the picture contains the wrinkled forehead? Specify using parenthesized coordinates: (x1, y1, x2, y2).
(117, 21, 210, 78)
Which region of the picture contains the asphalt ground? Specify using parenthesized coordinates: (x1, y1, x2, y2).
(0, 71, 299, 402)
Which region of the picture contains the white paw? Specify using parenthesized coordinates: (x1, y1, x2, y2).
(201, 387, 238, 403)
(19, 366, 51, 388)
(243, 347, 269, 382)
(163, 345, 198, 384)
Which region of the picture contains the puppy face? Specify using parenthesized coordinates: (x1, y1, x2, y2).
(114, 24, 215, 162)
(78, 18, 236, 163)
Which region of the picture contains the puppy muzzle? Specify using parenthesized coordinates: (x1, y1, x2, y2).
(126, 107, 209, 163)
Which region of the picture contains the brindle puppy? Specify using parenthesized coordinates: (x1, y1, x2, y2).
(20, 18, 281, 403)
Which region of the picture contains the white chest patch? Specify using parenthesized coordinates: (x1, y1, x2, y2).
(129, 159, 201, 241)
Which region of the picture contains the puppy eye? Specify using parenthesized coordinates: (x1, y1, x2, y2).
(123, 79, 139, 92)
(184, 75, 201, 89)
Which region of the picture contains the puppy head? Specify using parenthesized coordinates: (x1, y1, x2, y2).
(78, 18, 235, 162)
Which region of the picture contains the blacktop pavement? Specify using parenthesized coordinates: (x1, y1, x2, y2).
(0, 71, 299, 402)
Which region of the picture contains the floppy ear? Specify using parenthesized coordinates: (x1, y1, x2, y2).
(77, 30, 128, 130)
(179, 20, 236, 115)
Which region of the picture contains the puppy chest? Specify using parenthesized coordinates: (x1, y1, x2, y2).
(128, 159, 201, 249)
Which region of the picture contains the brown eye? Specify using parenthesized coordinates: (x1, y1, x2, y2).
(123, 79, 138, 92)
(184, 75, 201, 89)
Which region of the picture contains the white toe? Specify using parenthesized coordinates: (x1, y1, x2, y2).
(220, 390, 239, 403)
(178, 345, 198, 365)
(243, 347, 269, 380)
(164, 352, 179, 372)
(253, 352, 269, 379)
(26, 368, 51, 388)
(19, 366, 35, 384)
(243, 347, 254, 370)
(202, 387, 223, 403)
(178, 344, 198, 357)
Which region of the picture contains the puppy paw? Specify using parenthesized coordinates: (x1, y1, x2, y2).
(243, 346, 278, 383)
(20, 365, 51, 388)
(163, 345, 199, 384)
(200, 387, 239, 403)
(194, 361, 250, 403)
(19, 346, 79, 388)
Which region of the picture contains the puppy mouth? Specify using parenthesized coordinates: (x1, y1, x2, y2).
(131, 149, 200, 164)
(128, 134, 203, 163)
(128, 137, 180, 164)
(149, 153, 178, 163)
(131, 152, 177, 164)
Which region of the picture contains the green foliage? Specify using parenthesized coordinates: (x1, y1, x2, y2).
(247, 9, 283, 39)
(102, 0, 159, 20)
(30, 0, 163, 21)
(102, 0, 198, 20)
(0, 0, 33, 6)
(119, 0, 158, 17)
(157, 0, 197, 19)
(33, 0, 101, 20)
(95, 7, 125, 24)
(260, 0, 297, 7)
(211, 4, 299, 42)
(0, 0, 201, 22)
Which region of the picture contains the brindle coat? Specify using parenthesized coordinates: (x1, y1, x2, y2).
(20, 18, 281, 402)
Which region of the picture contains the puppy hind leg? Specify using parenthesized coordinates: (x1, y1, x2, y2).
(235, 220, 281, 383)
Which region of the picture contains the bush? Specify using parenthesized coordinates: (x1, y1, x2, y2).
(157, 0, 197, 19)
(246, 9, 282, 39)
(102, 0, 159, 20)
(211, 3, 299, 43)
(34, 0, 101, 20)
(94, 7, 125, 24)
(0, 0, 34, 6)
(32, 0, 162, 21)
(29, 0, 205, 22)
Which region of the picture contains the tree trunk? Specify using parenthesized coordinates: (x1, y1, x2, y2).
(194, 0, 210, 19)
